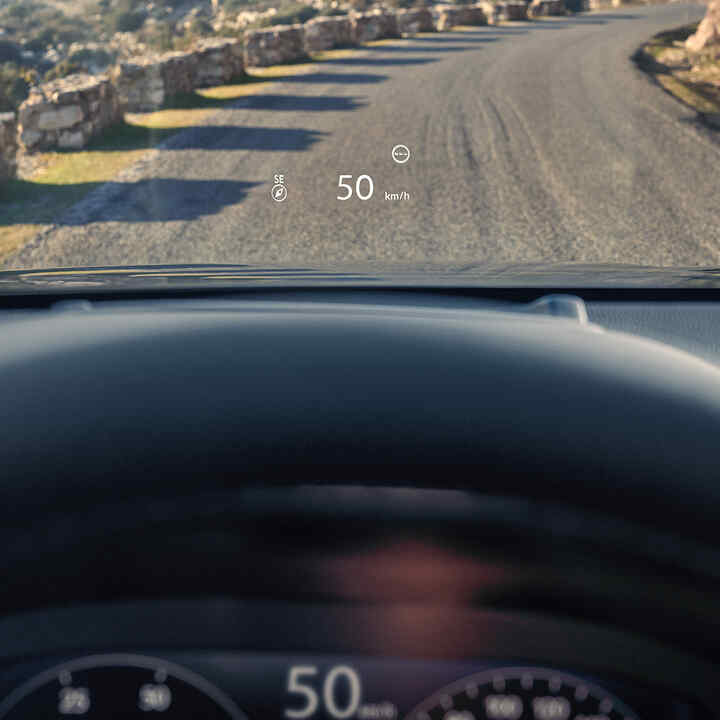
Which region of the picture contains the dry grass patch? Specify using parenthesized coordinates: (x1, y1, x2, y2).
(637, 23, 720, 122)
(0, 63, 333, 265)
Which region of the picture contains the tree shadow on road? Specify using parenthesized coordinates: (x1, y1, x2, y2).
(318, 56, 439, 66)
(1, 178, 262, 226)
(55, 179, 263, 225)
(355, 42, 494, 52)
(232, 94, 367, 111)
(281, 71, 389, 84)
(163, 125, 329, 151)
(523, 13, 642, 28)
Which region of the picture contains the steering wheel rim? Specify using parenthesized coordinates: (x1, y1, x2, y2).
(2, 301, 719, 542)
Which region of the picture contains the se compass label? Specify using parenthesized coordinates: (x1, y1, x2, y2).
(272, 174, 287, 202)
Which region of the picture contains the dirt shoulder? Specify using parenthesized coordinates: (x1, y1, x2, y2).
(635, 23, 720, 129)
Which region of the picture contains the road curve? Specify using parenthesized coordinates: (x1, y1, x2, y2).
(11, 3, 719, 269)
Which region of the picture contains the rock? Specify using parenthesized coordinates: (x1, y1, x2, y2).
(496, 1, 529, 20)
(350, 9, 399, 43)
(433, 5, 464, 30)
(0, 112, 17, 181)
(111, 57, 167, 112)
(244, 25, 307, 67)
(528, 0, 565, 16)
(17, 73, 120, 153)
(58, 130, 86, 150)
(36, 105, 84, 131)
(477, 1, 499, 24)
(435, 3, 488, 28)
(304, 16, 354, 53)
(687, 0, 720, 52)
(395, 8, 435, 35)
(19, 128, 43, 150)
(194, 37, 245, 86)
(460, 5, 489, 25)
(159, 51, 198, 95)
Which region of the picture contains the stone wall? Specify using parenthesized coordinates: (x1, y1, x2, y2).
(396, 8, 435, 35)
(496, 1, 529, 20)
(434, 4, 489, 30)
(0, 113, 17, 181)
(687, 0, 720, 52)
(350, 10, 400, 43)
(244, 25, 307, 67)
(18, 74, 121, 153)
(194, 38, 246, 86)
(111, 39, 244, 112)
(461, 5, 490, 26)
(112, 53, 191, 113)
(528, 0, 566, 16)
(434, 5, 465, 30)
(304, 16, 354, 52)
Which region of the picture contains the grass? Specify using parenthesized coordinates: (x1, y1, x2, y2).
(0, 52, 356, 265)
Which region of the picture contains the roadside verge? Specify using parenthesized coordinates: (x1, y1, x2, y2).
(634, 24, 720, 129)
(0, 53, 349, 264)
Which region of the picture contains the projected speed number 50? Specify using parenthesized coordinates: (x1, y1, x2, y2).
(337, 175, 374, 201)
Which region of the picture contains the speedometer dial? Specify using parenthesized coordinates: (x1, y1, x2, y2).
(406, 667, 639, 720)
(0, 654, 245, 719)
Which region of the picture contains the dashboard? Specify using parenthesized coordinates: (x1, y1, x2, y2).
(0, 649, 706, 719)
(0, 288, 719, 719)
(0, 604, 714, 719)
(0, 485, 716, 720)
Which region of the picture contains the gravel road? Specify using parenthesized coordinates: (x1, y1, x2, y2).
(12, 3, 720, 269)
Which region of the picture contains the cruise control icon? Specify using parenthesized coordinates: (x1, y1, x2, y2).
(392, 145, 410, 164)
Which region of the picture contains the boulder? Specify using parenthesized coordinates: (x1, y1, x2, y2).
(304, 16, 354, 52)
(477, 1, 499, 24)
(528, 0, 566, 15)
(433, 5, 465, 30)
(687, 0, 720, 52)
(496, 1, 528, 20)
(193, 38, 245, 86)
(350, 10, 399, 43)
(244, 25, 307, 67)
(395, 8, 435, 34)
(17, 74, 121, 153)
(111, 57, 168, 112)
(0, 113, 17, 181)
(434, 4, 488, 29)
(460, 5, 489, 25)
(158, 51, 198, 95)
(36, 105, 84, 132)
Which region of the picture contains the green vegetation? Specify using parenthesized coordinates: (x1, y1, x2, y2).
(256, 3, 320, 26)
(0, 60, 320, 264)
(0, 1, 94, 47)
(0, 63, 36, 112)
(43, 59, 83, 82)
(105, 0, 147, 33)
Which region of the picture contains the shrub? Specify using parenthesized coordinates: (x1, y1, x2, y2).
(68, 47, 113, 71)
(258, 3, 319, 26)
(112, 9, 146, 32)
(222, 0, 253, 9)
(0, 42, 22, 64)
(44, 59, 83, 81)
(140, 21, 176, 51)
(0, 62, 34, 112)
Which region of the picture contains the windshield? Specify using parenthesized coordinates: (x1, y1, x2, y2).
(0, 0, 717, 274)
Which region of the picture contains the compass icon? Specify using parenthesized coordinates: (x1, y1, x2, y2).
(271, 183, 288, 202)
